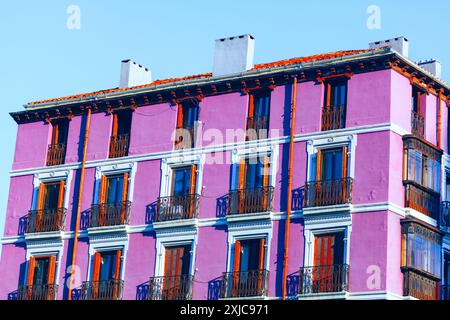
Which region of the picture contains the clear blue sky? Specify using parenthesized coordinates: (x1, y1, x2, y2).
(0, 0, 449, 239)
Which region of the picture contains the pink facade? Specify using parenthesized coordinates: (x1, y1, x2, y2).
(1, 47, 450, 301)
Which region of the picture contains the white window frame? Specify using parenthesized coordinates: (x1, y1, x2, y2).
(25, 242, 64, 288)
(87, 238, 129, 282)
(93, 162, 137, 204)
(32, 170, 73, 211)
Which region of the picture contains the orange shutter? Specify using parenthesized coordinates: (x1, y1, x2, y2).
(122, 173, 129, 202)
(342, 146, 348, 178)
(237, 160, 246, 213)
(99, 176, 108, 204)
(262, 156, 270, 210)
(27, 257, 36, 286)
(92, 252, 102, 282)
(114, 250, 122, 281)
(37, 184, 46, 210)
(316, 150, 323, 181)
(233, 241, 241, 273)
(57, 180, 65, 208)
(176, 104, 184, 128)
(189, 165, 197, 195)
(248, 94, 255, 118)
(258, 238, 266, 271)
(47, 255, 57, 285)
(52, 123, 59, 145)
(112, 113, 118, 136)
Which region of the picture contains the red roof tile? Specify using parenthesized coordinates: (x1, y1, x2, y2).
(27, 49, 374, 106)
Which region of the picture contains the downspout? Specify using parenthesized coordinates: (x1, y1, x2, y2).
(282, 76, 297, 300)
(68, 107, 92, 300)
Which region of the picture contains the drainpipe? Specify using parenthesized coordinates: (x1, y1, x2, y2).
(68, 106, 92, 300)
(282, 76, 297, 300)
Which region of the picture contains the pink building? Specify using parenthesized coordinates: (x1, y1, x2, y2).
(1, 35, 450, 300)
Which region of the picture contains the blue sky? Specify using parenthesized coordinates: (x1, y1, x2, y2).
(0, 0, 449, 239)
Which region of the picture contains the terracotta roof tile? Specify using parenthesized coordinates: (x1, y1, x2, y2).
(27, 49, 375, 106)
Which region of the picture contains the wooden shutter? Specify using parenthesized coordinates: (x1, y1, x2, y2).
(262, 156, 270, 210)
(233, 241, 242, 273)
(114, 250, 122, 280)
(188, 165, 197, 218)
(27, 257, 36, 286)
(92, 252, 102, 282)
(257, 238, 266, 294)
(37, 184, 46, 210)
(248, 94, 255, 118)
(99, 176, 108, 203)
(237, 160, 246, 213)
(57, 180, 65, 208)
(112, 113, 119, 136)
(176, 104, 184, 128)
(47, 255, 57, 285)
(51, 123, 59, 145)
(121, 173, 129, 202)
(316, 150, 323, 181)
(342, 147, 349, 201)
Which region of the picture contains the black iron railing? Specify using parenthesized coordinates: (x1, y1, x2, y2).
(298, 264, 349, 295)
(440, 201, 450, 230)
(81, 280, 124, 300)
(175, 126, 196, 149)
(46, 143, 66, 166)
(17, 284, 58, 300)
(411, 111, 425, 138)
(441, 285, 450, 300)
(404, 182, 440, 220)
(304, 178, 353, 208)
(156, 194, 200, 222)
(403, 269, 439, 300)
(322, 105, 346, 131)
(221, 270, 269, 298)
(109, 134, 130, 158)
(148, 275, 194, 300)
(89, 201, 131, 228)
(228, 186, 274, 215)
(27, 208, 67, 233)
(246, 116, 269, 140)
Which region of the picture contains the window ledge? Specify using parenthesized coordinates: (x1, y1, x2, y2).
(87, 224, 128, 236)
(152, 218, 199, 230)
(226, 211, 272, 223)
(297, 291, 348, 300)
(303, 204, 351, 215)
(404, 208, 438, 228)
(24, 231, 64, 241)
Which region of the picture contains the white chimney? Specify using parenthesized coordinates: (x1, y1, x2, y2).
(417, 59, 442, 78)
(213, 34, 255, 77)
(119, 59, 152, 88)
(369, 36, 409, 57)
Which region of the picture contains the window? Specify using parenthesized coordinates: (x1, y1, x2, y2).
(90, 173, 130, 227)
(222, 238, 268, 298)
(246, 91, 270, 140)
(229, 156, 273, 214)
(19, 255, 57, 300)
(175, 100, 199, 149)
(172, 166, 196, 197)
(109, 110, 132, 158)
(322, 78, 347, 131)
(411, 86, 425, 137)
(401, 220, 441, 300)
(47, 119, 69, 166)
(305, 147, 352, 207)
(83, 250, 123, 300)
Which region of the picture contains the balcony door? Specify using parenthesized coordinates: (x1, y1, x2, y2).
(175, 100, 199, 148)
(91, 250, 122, 299)
(232, 238, 266, 297)
(166, 165, 197, 219)
(26, 255, 57, 300)
(96, 173, 129, 226)
(247, 91, 270, 140)
(317, 148, 347, 181)
(47, 120, 69, 166)
(313, 233, 345, 293)
(162, 245, 192, 300)
(110, 110, 132, 158)
(322, 78, 347, 130)
(34, 181, 65, 232)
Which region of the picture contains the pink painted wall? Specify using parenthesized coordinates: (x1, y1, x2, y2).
(390, 70, 412, 132)
(3, 175, 33, 237)
(64, 115, 82, 164)
(12, 122, 50, 170)
(0, 243, 27, 299)
(296, 81, 322, 134)
(86, 112, 112, 161)
(385, 211, 403, 296)
(129, 103, 177, 155)
(388, 132, 405, 207)
(425, 94, 438, 145)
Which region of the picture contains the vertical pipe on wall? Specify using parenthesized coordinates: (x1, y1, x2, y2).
(282, 76, 297, 300)
(68, 107, 92, 300)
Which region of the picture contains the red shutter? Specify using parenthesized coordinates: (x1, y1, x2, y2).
(316, 150, 323, 181)
(176, 104, 184, 128)
(114, 250, 122, 281)
(27, 257, 36, 286)
(52, 123, 59, 145)
(92, 252, 102, 282)
(232, 240, 242, 297)
(112, 113, 119, 136)
(57, 180, 65, 208)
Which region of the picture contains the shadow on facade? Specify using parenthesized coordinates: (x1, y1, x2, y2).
(207, 276, 223, 300)
(136, 281, 150, 300)
(216, 195, 228, 218)
(145, 202, 157, 224)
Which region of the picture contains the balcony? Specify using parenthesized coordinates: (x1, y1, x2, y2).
(304, 178, 353, 208)
(46, 143, 66, 166)
(298, 264, 349, 296)
(321, 106, 345, 131)
(17, 284, 58, 300)
(81, 280, 124, 300)
(246, 116, 269, 140)
(228, 186, 274, 215)
(109, 134, 130, 158)
(221, 270, 269, 299)
(156, 194, 200, 222)
(442, 285, 450, 300)
(26, 208, 67, 233)
(174, 126, 196, 149)
(404, 182, 440, 220)
(89, 201, 131, 228)
(403, 269, 439, 300)
(148, 275, 194, 300)
(411, 111, 425, 138)
(440, 201, 450, 231)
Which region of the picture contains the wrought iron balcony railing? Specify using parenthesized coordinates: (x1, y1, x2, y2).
(26, 208, 67, 233)
(156, 194, 200, 222)
(246, 116, 269, 140)
(440, 201, 450, 231)
(404, 182, 440, 220)
(221, 270, 269, 299)
(17, 284, 58, 300)
(89, 201, 131, 228)
(148, 275, 194, 300)
(298, 264, 349, 295)
(403, 269, 439, 300)
(109, 134, 130, 158)
(46, 143, 66, 166)
(174, 126, 196, 149)
(321, 105, 346, 131)
(441, 285, 450, 300)
(81, 280, 124, 300)
(304, 178, 353, 208)
(411, 111, 425, 138)
(228, 186, 274, 215)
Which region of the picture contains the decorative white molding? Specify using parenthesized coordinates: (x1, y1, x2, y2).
(93, 161, 136, 204)
(32, 169, 73, 211)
